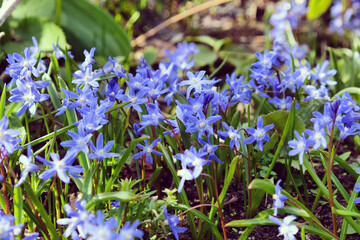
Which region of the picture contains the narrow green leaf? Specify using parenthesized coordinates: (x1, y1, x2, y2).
(81, 166, 97, 202)
(85, 191, 138, 210)
(226, 218, 274, 227)
(0, 84, 6, 119)
(304, 158, 360, 234)
(307, 0, 333, 20)
(207, 156, 239, 231)
(23, 182, 60, 240)
(333, 208, 360, 218)
(301, 224, 339, 239)
(174, 204, 224, 240)
(25, 124, 75, 147)
(265, 100, 296, 179)
(14, 186, 23, 226)
(147, 167, 163, 188)
(105, 136, 149, 192)
(249, 179, 321, 225)
(43, 73, 62, 118)
(176, 118, 192, 149)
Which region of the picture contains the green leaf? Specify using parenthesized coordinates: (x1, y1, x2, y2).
(85, 191, 138, 210)
(0, 84, 6, 119)
(176, 118, 192, 149)
(23, 182, 60, 240)
(174, 204, 224, 240)
(147, 167, 163, 188)
(304, 158, 360, 234)
(25, 124, 75, 148)
(333, 208, 360, 218)
(298, 100, 325, 128)
(43, 73, 65, 123)
(14, 186, 23, 226)
(11, 0, 56, 20)
(9, 114, 26, 142)
(226, 218, 273, 227)
(143, 46, 157, 65)
(61, 0, 131, 59)
(307, 0, 333, 20)
(249, 179, 321, 225)
(105, 136, 149, 192)
(262, 110, 305, 135)
(194, 44, 218, 67)
(3, 18, 67, 53)
(81, 166, 97, 202)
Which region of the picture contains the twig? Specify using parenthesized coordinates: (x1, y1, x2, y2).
(0, 0, 22, 27)
(131, 0, 232, 47)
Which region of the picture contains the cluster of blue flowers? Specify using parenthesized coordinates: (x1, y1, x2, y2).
(330, 0, 360, 37)
(57, 200, 143, 240)
(2, 0, 360, 239)
(288, 93, 360, 165)
(0, 210, 39, 240)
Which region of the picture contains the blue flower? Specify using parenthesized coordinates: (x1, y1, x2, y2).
(251, 50, 277, 70)
(273, 180, 288, 216)
(13, 47, 39, 77)
(185, 111, 222, 137)
(22, 232, 39, 240)
(0, 211, 24, 239)
(133, 138, 163, 164)
(67, 86, 96, 110)
(88, 133, 120, 161)
(218, 122, 241, 149)
(163, 205, 187, 240)
(80, 47, 96, 69)
(57, 200, 94, 238)
(87, 211, 118, 240)
(117, 220, 144, 240)
(179, 71, 214, 98)
(288, 130, 313, 165)
(177, 166, 194, 193)
(139, 102, 165, 131)
(0, 116, 20, 157)
(269, 215, 298, 240)
(303, 85, 330, 102)
(9, 79, 49, 116)
(304, 122, 327, 150)
(337, 123, 360, 140)
(36, 152, 84, 183)
(311, 60, 337, 86)
(60, 127, 92, 155)
(176, 147, 208, 192)
(72, 65, 102, 88)
(103, 78, 123, 102)
(15, 146, 38, 187)
(243, 116, 274, 151)
(116, 87, 148, 113)
(199, 135, 223, 164)
(104, 56, 127, 78)
(268, 96, 299, 111)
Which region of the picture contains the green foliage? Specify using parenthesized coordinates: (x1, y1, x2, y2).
(307, 0, 333, 20)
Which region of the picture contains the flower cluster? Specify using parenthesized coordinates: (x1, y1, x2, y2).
(288, 94, 360, 165)
(57, 200, 144, 240)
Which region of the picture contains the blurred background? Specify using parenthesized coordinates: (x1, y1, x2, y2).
(0, 0, 277, 77)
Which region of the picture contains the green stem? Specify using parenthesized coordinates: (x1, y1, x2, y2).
(327, 120, 338, 236)
(299, 164, 309, 207)
(286, 158, 305, 204)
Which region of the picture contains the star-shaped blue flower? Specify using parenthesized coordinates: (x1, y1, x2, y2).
(243, 116, 274, 151)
